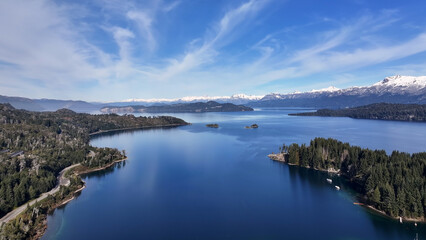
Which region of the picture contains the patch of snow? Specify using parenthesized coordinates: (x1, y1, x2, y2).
(121, 94, 264, 103)
(310, 86, 340, 93)
(373, 75, 426, 88)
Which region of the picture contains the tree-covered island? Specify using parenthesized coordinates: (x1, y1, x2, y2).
(289, 103, 426, 122)
(269, 138, 425, 222)
(0, 103, 188, 239)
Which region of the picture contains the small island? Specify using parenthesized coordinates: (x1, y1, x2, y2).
(101, 101, 254, 114)
(206, 123, 219, 128)
(268, 137, 425, 222)
(245, 124, 259, 129)
(289, 103, 426, 122)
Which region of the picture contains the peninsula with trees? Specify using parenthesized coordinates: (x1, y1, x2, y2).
(268, 138, 425, 222)
(289, 103, 426, 122)
(0, 103, 188, 239)
(100, 101, 253, 114)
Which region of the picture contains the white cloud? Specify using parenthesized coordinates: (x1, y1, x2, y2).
(305, 33, 426, 71)
(246, 12, 426, 85)
(127, 10, 156, 51)
(110, 27, 135, 60)
(163, 1, 181, 12)
(0, 0, 107, 88)
(156, 0, 268, 80)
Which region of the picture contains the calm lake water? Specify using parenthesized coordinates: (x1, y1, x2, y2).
(43, 108, 426, 240)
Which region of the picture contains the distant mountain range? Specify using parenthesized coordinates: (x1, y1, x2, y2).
(100, 101, 253, 113)
(251, 75, 426, 108)
(116, 94, 264, 106)
(1, 75, 425, 112)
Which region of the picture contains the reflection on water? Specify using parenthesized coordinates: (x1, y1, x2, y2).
(43, 108, 426, 240)
(81, 160, 126, 180)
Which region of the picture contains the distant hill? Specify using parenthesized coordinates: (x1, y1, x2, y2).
(250, 75, 426, 108)
(35, 99, 99, 112)
(0, 95, 100, 112)
(100, 101, 253, 113)
(290, 103, 426, 122)
(0, 95, 45, 111)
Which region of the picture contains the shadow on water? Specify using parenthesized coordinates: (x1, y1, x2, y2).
(274, 160, 425, 239)
(52, 190, 83, 214)
(47, 161, 126, 217)
(89, 126, 182, 140)
(364, 207, 426, 240)
(274, 160, 340, 189)
(81, 160, 126, 180)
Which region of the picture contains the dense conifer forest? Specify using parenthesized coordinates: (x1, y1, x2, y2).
(0, 103, 187, 218)
(290, 103, 426, 122)
(277, 138, 425, 219)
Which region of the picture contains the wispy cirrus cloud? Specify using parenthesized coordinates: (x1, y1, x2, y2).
(127, 11, 156, 52)
(163, 1, 181, 12)
(157, 0, 269, 80)
(1, 0, 426, 100)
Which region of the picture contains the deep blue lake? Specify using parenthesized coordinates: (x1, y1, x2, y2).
(42, 108, 425, 240)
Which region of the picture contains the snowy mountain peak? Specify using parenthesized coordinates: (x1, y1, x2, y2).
(310, 86, 340, 93)
(120, 94, 264, 105)
(230, 94, 264, 100)
(261, 93, 284, 100)
(258, 75, 426, 104)
(179, 96, 227, 102)
(373, 75, 426, 88)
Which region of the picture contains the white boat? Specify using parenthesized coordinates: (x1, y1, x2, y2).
(335, 186, 340, 190)
(326, 178, 332, 184)
(399, 217, 403, 223)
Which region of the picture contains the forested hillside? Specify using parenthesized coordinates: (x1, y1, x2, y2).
(290, 103, 426, 122)
(273, 138, 425, 220)
(100, 101, 253, 113)
(0, 103, 187, 218)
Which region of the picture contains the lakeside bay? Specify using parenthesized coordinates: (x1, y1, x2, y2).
(43, 108, 426, 240)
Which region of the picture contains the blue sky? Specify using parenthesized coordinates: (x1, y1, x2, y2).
(0, 0, 426, 101)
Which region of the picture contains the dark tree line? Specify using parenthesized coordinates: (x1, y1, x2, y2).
(280, 138, 425, 219)
(290, 103, 426, 122)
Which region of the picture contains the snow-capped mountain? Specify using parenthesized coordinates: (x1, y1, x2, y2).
(252, 75, 426, 108)
(112, 75, 426, 108)
(117, 94, 264, 106)
(309, 86, 341, 93)
(370, 75, 426, 94)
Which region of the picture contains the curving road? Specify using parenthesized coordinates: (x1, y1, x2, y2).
(0, 164, 80, 226)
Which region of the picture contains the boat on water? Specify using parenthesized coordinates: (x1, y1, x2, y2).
(335, 186, 340, 190)
(326, 178, 332, 184)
